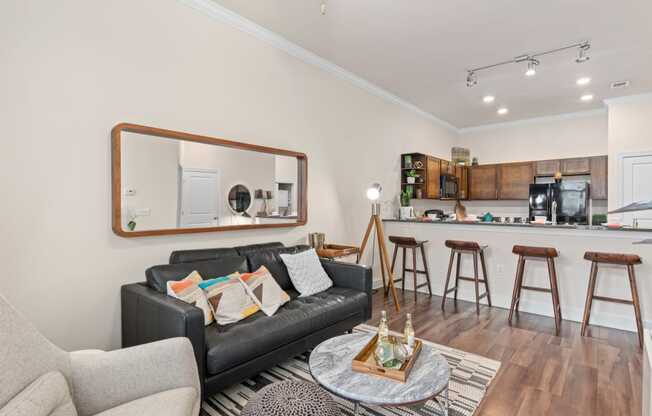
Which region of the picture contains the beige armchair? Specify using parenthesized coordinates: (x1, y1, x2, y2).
(0, 294, 201, 416)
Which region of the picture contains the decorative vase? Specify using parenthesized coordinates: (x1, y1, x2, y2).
(400, 206, 414, 219)
(406, 177, 415, 184)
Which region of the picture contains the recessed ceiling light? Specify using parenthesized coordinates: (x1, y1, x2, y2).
(576, 77, 591, 86)
(497, 107, 509, 115)
(580, 94, 594, 102)
(483, 95, 495, 103)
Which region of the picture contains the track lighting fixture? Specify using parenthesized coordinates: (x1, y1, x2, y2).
(320, 1, 327, 15)
(465, 40, 591, 87)
(466, 71, 477, 88)
(576, 42, 591, 63)
(525, 59, 539, 77)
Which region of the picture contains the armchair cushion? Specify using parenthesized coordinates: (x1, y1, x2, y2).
(0, 371, 77, 416)
(70, 338, 199, 416)
(91, 388, 196, 416)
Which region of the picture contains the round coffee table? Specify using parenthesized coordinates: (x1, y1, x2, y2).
(309, 333, 450, 415)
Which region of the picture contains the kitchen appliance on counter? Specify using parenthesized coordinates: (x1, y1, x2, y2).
(529, 182, 590, 224)
(424, 209, 445, 220)
(440, 173, 458, 199)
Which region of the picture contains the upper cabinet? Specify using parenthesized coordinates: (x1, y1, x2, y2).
(470, 165, 498, 200)
(535, 160, 561, 176)
(426, 156, 441, 199)
(455, 166, 469, 200)
(590, 156, 608, 200)
(498, 162, 534, 200)
(561, 157, 591, 175)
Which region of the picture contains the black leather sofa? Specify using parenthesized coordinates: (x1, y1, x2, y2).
(121, 242, 372, 398)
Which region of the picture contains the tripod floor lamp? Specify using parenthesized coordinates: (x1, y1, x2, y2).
(357, 183, 400, 312)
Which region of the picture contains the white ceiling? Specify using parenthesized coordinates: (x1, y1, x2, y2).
(211, 0, 652, 129)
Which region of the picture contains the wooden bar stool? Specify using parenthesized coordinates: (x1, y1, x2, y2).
(581, 251, 644, 348)
(508, 245, 562, 335)
(441, 240, 492, 315)
(388, 236, 432, 301)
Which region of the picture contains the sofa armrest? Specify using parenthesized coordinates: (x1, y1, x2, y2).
(320, 260, 373, 320)
(121, 283, 205, 390)
(70, 338, 200, 416)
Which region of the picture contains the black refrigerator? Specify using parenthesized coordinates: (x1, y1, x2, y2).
(529, 182, 590, 224)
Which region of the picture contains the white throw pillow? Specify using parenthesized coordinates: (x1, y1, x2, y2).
(280, 249, 332, 297)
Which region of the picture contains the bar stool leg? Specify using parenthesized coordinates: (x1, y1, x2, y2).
(390, 244, 398, 275)
(473, 251, 480, 315)
(412, 247, 418, 302)
(550, 259, 562, 320)
(627, 264, 644, 349)
(441, 249, 455, 310)
(479, 249, 492, 307)
(547, 258, 562, 335)
(401, 247, 407, 293)
(581, 261, 598, 337)
(508, 256, 525, 324)
(454, 252, 462, 304)
(514, 258, 526, 313)
(420, 244, 432, 296)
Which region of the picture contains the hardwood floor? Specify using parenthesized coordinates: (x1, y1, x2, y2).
(368, 289, 642, 416)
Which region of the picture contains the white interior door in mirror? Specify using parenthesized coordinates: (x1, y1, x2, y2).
(622, 153, 652, 227)
(179, 169, 219, 228)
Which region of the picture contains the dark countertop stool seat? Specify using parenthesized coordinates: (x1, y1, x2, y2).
(441, 240, 492, 315)
(581, 251, 644, 348)
(509, 245, 562, 335)
(387, 236, 432, 301)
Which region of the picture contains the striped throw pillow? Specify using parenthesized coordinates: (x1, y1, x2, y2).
(167, 271, 214, 326)
(239, 266, 290, 316)
(200, 273, 260, 325)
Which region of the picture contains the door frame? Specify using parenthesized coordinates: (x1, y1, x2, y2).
(177, 167, 220, 228)
(617, 150, 652, 220)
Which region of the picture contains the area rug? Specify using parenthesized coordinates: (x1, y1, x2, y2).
(201, 324, 501, 416)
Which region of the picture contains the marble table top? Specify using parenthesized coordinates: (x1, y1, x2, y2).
(309, 333, 450, 406)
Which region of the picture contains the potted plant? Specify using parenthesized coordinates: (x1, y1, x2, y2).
(399, 188, 414, 219)
(406, 169, 418, 184)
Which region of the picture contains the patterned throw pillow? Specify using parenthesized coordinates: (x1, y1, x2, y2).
(239, 266, 290, 316)
(279, 249, 333, 297)
(200, 273, 260, 325)
(166, 271, 214, 326)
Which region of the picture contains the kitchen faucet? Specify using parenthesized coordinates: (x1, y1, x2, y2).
(551, 200, 558, 225)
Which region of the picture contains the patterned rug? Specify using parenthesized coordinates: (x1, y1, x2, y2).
(201, 324, 500, 416)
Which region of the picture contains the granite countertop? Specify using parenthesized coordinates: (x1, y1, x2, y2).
(383, 218, 652, 232)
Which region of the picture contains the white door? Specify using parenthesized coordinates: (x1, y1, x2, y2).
(179, 169, 219, 227)
(622, 153, 652, 228)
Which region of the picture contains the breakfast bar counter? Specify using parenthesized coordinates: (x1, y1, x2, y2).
(381, 218, 652, 333)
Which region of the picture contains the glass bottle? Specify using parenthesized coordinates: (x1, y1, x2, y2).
(403, 313, 415, 356)
(374, 311, 395, 367)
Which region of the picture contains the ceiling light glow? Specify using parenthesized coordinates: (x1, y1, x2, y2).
(483, 95, 495, 103)
(576, 77, 591, 86)
(525, 59, 538, 77)
(497, 107, 509, 115)
(580, 94, 594, 102)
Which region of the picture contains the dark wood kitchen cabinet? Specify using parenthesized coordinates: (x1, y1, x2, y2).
(536, 159, 561, 176)
(590, 156, 608, 200)
(498, 162, 534, 200)
(470, 165, 498, 200)
(561, 157, 591, 175)
(426, 156, 441, 199)
(455, 166, 469, 200)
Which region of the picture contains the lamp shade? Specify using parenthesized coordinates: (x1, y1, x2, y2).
(366, 183, 382, 201)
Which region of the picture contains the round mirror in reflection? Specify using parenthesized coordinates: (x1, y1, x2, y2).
(228, 184, 252, 215)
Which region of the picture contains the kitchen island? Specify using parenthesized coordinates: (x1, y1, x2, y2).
(382, 218, 652, 333)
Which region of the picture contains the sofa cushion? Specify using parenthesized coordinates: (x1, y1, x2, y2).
(200, 273, 260, 325)
(146, 257, 248, 293)
(166, 271, 214, 326)
(204, 287, 367, 375)
(280, 249, 333, 297)
(245, 246, 309, 290)
(239, 266, 290, 316)
(169, 248, 238, 264)
(0, 371, 77, 416)
(91, 387, 197, 416)
(233, 242, 285, 257)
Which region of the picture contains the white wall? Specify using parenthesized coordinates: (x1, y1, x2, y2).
(0, 0, 455, 350)
(606, 94, 652, 211)
(122, 133, 179, 230)
(458, 110, 608, 164)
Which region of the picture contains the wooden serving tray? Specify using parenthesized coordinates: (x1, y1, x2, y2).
(351, 334, 422, 383)
(316, 244, 360, 259)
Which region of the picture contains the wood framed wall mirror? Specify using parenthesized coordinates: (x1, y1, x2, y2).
(112, 123, 307, 237)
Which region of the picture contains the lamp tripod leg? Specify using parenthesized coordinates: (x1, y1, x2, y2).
(374, 215, 400, 312)
(357, 215, 376, 264)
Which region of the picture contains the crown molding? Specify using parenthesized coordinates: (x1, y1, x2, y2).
(458, 107, 607, 134)
(179, 0, 458, 133)
(604, 92, 652, 106)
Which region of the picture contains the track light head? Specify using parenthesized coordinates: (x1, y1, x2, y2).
(576, 42, 591, 63)
(525, 58, 539, 77)
(466, 71, 477, 88)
